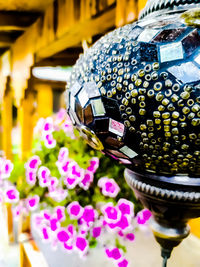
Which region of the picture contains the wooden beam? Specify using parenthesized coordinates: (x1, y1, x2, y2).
(35, 5, 116, 61)
(0, 11, 40, 31)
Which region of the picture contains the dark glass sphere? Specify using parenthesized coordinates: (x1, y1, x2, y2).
(66, 10, 200, 176)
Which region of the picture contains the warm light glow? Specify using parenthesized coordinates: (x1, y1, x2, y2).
(32, 67, 72, 82)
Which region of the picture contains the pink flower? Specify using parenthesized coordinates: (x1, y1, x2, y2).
(118, 258, 129, 267)
(41, 227, 50, 241)
(44, 133, 56, 149)
(43, 117, 54, 133)
(50, 218, 59, 231)
(98, 177, 120, 198)
(55, 108, 66, 124)
(25, 170, 37, 186)
(117, 199, 134, 217)
(5, 187, 19, 203)
(1, 159, 13, 179)
(75, 236, 88, 253)
(48, 177, 58, 192)
(79, 171, 93, 190)
(81, 206, 97, 225)
(26, 195, 40, 211)
(57, 229, 70, 242)
(125, 233, 135, 241)
(92, 227, 101, 238)
(56, 160, 70, 176)
(25, 156, 41, 171)
(137, 209, 152, 225)
(43, 210, 51, 220)
(87, 157, 99, 173)
(57, 147, 69, 163)
(105, 247, 122, 260)
(64, 162, 83, 189)
(67, 201, 83, 219)
(38, 166, 51, 187)
(102, 203, 121, 224)
(55, 206, 65, 222)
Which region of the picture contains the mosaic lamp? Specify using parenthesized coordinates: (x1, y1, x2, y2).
(66, 1, 200, 265)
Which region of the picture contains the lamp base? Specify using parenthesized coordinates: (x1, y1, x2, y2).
(124, 168, 200, 262)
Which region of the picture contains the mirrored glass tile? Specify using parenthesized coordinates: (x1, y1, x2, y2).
(70, 94, 76, 111)
(182, 30, 200, 57)
(69, 108, 80, 125)
(105, 136, 124, 148)
(65, 90, 70, 111)
(84, 104, 93, 125)
(168, 62, 200, 83)
(102, 97, 121, 121)
(75, 102, 84, 123)
(159, 42, 183, 63)
(137, 29, 160, 42)
(119, 158, 132, 164)
(94, 118, 109, 134)
(128, 26, 143, 39)
(109, 119, 125, 137)
(140, 43, 158, 62)
(119, 146, 138, 158)
(152, 28, 185, 43)
(91, 98, 106, 117)
(107, 149, 129, 159)
(78, 88, 89, 107)
(137, 18, 157, 27)
(83, 81, 100, 98)
(71, 82, 81, 96)
(195, 54, 200, 65)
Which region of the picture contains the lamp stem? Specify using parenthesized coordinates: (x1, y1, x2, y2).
(162, 257, 168, 267)
(161, 248, 171, 267)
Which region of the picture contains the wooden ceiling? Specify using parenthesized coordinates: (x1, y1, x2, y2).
(0, 0, 54, 55)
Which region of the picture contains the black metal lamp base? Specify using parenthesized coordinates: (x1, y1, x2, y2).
(124, 168, 200, 265)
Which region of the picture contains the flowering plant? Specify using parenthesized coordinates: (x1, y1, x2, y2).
(5, 109, 150, 267)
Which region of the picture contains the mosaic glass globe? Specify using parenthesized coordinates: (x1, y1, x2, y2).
(66, 8, 200, 177)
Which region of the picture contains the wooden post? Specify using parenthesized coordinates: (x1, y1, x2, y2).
(2, 77, 12, 160)
(189, 219, 200, 239)
(18, 88, 35, 160)
(5, 203, 14, 243)
(35, 83, 53, 118)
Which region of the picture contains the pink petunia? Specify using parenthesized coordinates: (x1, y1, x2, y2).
(118, 258, 129, 267)
(125, 233, 135, 241)
(5, 187, 19, 203)
(1, 159, 13, 179)
(48, 177, 59, 192)
(55, 206, 66, 222)
(26, 195, 40, 211)
(117, 199, 134, 217)
(67, 201, 83, 220)
(75, 236, 88, 254)
(44, 133, 56, 149)
(57, 147, 69, 163)
(92, 227, 101, 238)
(55, 108, 67, 124)
(56, 160, 70, 176)
(137, 209, 152, 225)
(79, 171, 93, 190)
(57, 229, 70, 243)
(38, 166, 51, 187)
(50, 218, 59, 231)
(25, 170, 37, 186)
(25, 155, 41, 171)
(98, 177, 120, 198)
(42, 117, 54, 133)
(87, 157, 99, 173)
(102, 203, 121, 224)
(105, 247, 122, 260)
(81, 206, 97, 226)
